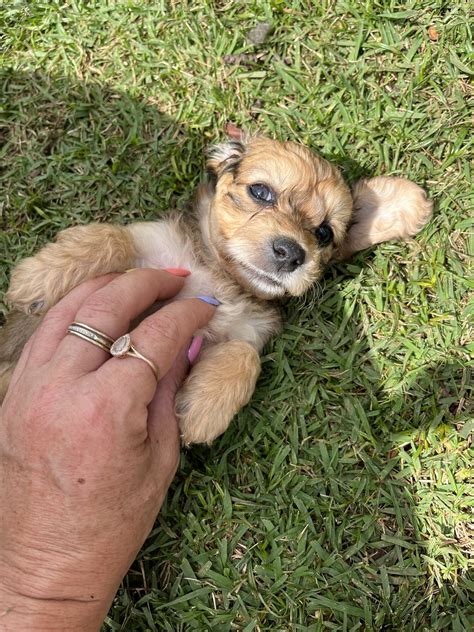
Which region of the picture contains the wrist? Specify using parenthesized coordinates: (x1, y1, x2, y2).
(0, 561, 112, 632)
(0, 582, 109, 632)
(0, 592, 104, 632)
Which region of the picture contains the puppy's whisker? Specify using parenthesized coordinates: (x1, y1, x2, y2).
(293, 280, 323, 311)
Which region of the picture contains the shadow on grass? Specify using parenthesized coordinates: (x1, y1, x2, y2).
(0, 67, 207, 319)
(1, 69, 471, 631)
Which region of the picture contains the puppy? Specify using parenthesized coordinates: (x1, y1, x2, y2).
(0, 136, 432, 444)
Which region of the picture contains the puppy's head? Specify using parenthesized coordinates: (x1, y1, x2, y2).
(201, 136, 353, 299)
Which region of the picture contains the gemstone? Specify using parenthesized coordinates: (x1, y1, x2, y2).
(110, 333, 131, 357)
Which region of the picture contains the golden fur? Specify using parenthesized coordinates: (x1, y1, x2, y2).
(0, 136, 432, 443)
(340, 176, 434, 258)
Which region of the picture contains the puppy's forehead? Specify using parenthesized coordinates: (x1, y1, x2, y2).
(237, 139, 323, 189)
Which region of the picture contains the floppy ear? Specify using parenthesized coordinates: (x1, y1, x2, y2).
(337, 176, 433, 259)
(206, 140, 247, 178)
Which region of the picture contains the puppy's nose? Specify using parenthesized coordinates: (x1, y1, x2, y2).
(272, 237, 306, 272)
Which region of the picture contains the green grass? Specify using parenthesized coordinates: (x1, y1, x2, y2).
(1, 0, 473, 629)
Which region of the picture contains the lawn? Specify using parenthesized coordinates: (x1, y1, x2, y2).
(1, 1, 472, 630)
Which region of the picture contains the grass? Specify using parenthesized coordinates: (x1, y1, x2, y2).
(1, 0, 473, 629)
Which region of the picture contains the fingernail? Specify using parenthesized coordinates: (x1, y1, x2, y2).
(164, 268, 191, 277)
(126, 267, 192, 277)
(195, 295, 221, 306)
(187, 335, 203, 364)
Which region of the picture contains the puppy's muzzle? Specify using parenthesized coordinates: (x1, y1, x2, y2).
(272, 237, 306, 273)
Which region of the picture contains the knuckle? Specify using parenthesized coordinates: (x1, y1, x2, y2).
(71, 381, 113, 429)
(142, 312, 181, 347)
(42, 302, 73, 328)
(78, 293, 124, 322)
(81, 392, 110, 426)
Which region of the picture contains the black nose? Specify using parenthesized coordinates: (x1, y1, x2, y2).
(272, 237, 306, 272)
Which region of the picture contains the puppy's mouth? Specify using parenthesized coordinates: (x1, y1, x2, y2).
(223, 244, 318, 298)
(231, 259, 288, 298)
(240, 261, 283, 288)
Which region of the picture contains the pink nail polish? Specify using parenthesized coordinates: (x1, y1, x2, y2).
(164, 268, 191, 277)
(187, 335, 203, 365)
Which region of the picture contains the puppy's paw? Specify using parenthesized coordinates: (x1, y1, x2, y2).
(6, 224, 135, 314)
(176, 386, 235, 446)
(6, 255, 59, 315)
(340, 176, 433, 258)
(176, 341, 261, 445)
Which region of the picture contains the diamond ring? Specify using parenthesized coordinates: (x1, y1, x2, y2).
(67, 322, 113, 353)
(110, 333, 159, 381)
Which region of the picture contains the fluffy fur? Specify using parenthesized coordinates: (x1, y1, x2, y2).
(0, 136, 432, 443)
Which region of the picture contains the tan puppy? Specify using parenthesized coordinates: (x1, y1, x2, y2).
(0, 136, 432, 443)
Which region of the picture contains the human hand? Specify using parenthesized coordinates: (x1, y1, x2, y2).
(0, 269, 216, 631)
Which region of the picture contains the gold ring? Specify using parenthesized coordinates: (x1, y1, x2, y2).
(110, 333, 159, 381)
(67, 322, 114, 353)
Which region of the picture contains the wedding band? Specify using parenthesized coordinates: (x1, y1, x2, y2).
(110, 333, 159, 381)
(67, 322, 114, 353)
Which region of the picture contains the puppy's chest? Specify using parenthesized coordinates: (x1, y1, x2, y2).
(127, 220, 280, 349)
(129, 219, 213, 291)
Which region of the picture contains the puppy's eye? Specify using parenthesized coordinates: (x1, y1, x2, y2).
(314, 223, 333, 247)
(248, 183, 276, 204)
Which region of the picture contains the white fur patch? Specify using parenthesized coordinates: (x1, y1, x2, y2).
(127, 220, 214, 298)
(126, 220, 281, 350)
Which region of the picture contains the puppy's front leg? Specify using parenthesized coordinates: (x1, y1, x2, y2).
(176, 340, 261, 445)
(336, 176, 433, 259)
(6, 224, 136, 314)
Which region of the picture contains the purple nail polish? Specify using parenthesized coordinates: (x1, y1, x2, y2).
(195, 295, 221, 306)
(187, 335, 203, 364)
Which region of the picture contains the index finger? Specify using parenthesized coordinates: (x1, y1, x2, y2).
(54, 269, 188, 374)
(97, 297, 216, 404)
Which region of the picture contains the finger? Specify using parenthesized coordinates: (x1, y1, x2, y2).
(19, 274, 120, 367)
(4, 275, 120, 400)
(148, 343, 188, 439)
(98, 297, 216, 404)
(54, 269, 186, 375)
(146, 348, 188, 482)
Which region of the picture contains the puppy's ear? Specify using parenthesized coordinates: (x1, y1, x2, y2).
(337, 176, 433, 259)
(207, 140, 246, 178)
